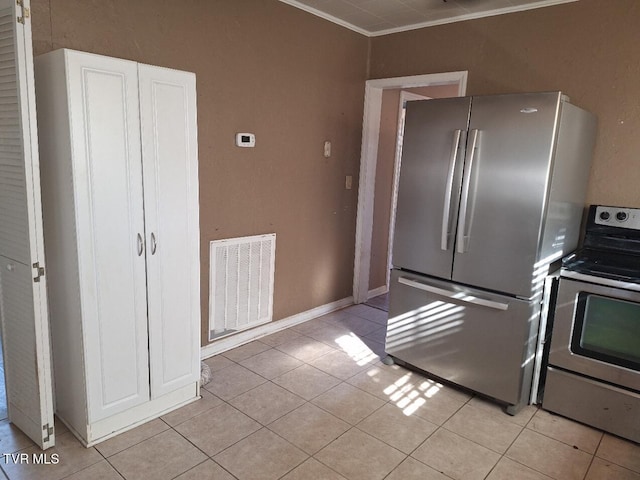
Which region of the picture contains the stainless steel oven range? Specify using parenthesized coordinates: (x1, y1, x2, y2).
(543, 205, 640, 443)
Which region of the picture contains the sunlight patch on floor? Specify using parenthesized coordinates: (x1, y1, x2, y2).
(332, 305, 446, 417)
(362, 366, 443, 416)
(334, 333, 378, 366)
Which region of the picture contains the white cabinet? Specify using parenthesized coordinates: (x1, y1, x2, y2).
(34, 49, 200, 446)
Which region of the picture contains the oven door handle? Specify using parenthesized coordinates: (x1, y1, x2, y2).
(398, 276, 509, 311)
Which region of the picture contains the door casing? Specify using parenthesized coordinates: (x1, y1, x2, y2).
(353, 72, 468, 304)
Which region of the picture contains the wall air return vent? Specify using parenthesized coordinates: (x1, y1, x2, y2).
(208, 234, 276, 341)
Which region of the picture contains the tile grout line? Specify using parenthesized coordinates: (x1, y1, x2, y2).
(521, 421, 603, 456)
(168, 423, 239, 480)
(330, 425, 409, 479)
(168, 400, 253, 477)
(580, 431, 606, 480)
(500, 427, 594, 480)
(254, 423, 314, 480)
(487, 407, 531, 477)
(51, 432, 120, 480)
(167, 459, 210, 480)
(307, 427, 379, 480)
(92, 436, 120, 479)
(483, 408, 549, 479)
(97, 422, 179, 480)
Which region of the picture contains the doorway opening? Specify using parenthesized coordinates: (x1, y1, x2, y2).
(353, 72, 468, 304)
(365, 90, 430, 314)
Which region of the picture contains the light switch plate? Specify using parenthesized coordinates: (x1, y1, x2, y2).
(324, 141, 331, 158)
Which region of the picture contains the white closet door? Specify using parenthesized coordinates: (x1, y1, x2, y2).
(65, 51, 150, 421)
(0, 0, 55, 448)
(138, 64, 200, 398)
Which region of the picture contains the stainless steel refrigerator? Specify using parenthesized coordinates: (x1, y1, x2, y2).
(385, 92, 596, 413)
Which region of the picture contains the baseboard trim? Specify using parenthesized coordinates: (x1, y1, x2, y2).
(367, 285, 388, 299)
(200, 296, 354, 359)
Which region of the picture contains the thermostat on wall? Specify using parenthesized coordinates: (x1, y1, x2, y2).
(236, 133, 255, 148)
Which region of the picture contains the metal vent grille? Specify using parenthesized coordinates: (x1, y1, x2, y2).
(209, 234, 275, 340)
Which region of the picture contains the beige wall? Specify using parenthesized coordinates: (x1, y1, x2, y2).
(369, 85, 459, 291)
(31, 0, 369, 345)
(370, 0, 640, 209)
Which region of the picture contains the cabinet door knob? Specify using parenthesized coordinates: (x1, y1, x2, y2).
(137, 233, 144, 256)
(150, 233, 157, 255)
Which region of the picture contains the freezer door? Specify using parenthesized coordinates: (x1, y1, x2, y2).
(452, 92, 562, 298)
(393, 97, 471, 278)
(385, 269, 538, 407)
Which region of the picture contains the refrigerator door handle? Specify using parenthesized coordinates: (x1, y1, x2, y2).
(441, 129, 462, 251)
(398, 276, 509, 311)
(457, 128, 479, 254)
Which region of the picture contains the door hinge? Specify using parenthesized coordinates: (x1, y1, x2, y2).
(33, 262, 45, 282)
(42, 423, 54, 443)
(16, 0, 30, 24)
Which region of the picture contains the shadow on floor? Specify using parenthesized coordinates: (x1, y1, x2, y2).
(365, 292, 389, 312)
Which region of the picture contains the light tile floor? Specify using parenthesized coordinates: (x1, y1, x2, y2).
(1, 304, 639, 480)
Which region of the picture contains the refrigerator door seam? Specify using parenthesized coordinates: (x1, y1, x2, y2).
(457, 128, 479, 254)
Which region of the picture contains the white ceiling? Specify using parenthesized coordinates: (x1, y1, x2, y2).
(279, 0, 578, 36)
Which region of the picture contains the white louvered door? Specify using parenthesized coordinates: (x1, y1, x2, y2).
(0, 0, 55, 449)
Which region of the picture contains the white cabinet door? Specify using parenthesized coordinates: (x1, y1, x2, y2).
(138, 64, 200, 398)
(0, 0, 55, 449)
(65, 51, 150, 421)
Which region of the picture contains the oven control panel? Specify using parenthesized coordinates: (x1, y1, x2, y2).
(595, 206, 640, 230)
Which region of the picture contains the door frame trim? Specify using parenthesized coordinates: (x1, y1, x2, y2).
(353, 72, 468, 303)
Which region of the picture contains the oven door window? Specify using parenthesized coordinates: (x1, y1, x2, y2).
(572, 293, 640, 371)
